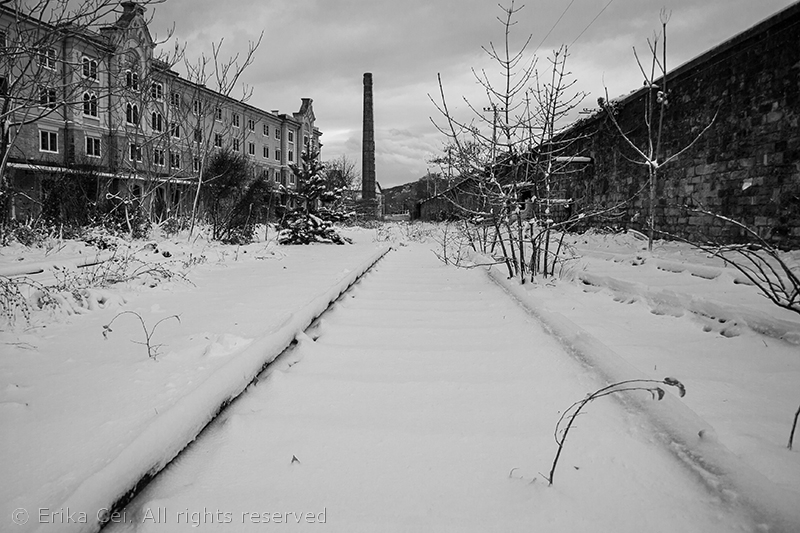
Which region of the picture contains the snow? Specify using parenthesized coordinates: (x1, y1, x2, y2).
(484, 257, 800, 530)
(2, 224, 799, 532)
(1, 229, 388, 533)
(105, 244, 754, 532)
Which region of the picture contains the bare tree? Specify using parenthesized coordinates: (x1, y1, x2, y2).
(102, 7, 184, 234)
(429, 1, 595, 281)
(324, 154, 360, 192)
(598, 9, 717, 251)
(429, 0, 540, 280)
(523, 46, 587, 277)
(179, 33, 264, 239)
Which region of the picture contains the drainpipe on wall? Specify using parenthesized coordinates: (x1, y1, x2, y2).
(62, 33, 70, 169)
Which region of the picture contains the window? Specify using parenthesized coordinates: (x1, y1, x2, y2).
(0, 29, 6, 49)
(193, 99, 202, 115)
(0, 76, 8, 96)
(82, 92, 98, 117)
(86, 137, 101, 158)
(39, 130, 58, 153)
(214, 133, 223, 148)
(275, 149, 281, 161)
(194, 128, 203, 143)
(150, 82, 163, 101)
(275, 128, 281, 140)
(170, 122, 180, 138)
(232, 113, 240, 128)
(263, 124, 269, 136)
(263, 145, 268, 158)
(125, 69, 139, 90)
(169, 150, 181, 169)
(288, 150, 294, 163)
(129, 143, 142, 162)
(248, 142, 255, 155)
(273, 170, 279, 183)
(82, 57, 98, 80)
(154, 148, 165, 166)
(232, 139, 240, 152)
(247, 119, 255, 131)
(288, 131, 294, 143)
(126, 103, 139, 125)
(193, 157, 201, 172)
(290, 172, 295, 185)
(170, 92, 181, 107)
(39, 86, 57, 108)
(151, 112, 164, 132)
(215, 107, 222, 121)
(40, 48, 56, 70)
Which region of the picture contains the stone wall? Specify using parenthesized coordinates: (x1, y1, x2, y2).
(559, 3, 800, 247)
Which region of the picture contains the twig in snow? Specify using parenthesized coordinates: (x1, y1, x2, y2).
(103, 311, 181, 360)
(789, 405, 800, 451)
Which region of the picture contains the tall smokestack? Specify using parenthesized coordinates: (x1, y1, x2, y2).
(361, 73, 376, 200)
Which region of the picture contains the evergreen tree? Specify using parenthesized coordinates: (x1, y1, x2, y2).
(279, 150, 350, 245)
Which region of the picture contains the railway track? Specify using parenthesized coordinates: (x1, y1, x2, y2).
(98, 243, 756, 532)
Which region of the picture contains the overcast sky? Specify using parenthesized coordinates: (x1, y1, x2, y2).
(146, 0, 796, 188)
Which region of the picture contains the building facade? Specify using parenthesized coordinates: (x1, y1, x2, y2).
(0, 1, 322, 222)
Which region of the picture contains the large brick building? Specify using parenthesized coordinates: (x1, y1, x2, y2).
(554, 2, 800, 246)
(0, 1, 322, 222)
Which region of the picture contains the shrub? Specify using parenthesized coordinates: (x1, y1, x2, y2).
(277, 213, 351, 245)
(202, 150, 274, 243)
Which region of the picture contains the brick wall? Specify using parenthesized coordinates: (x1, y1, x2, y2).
(559, 4, 800, 247)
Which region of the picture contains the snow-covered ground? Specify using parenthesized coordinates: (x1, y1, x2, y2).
(545, 230, 800, 494)
(0, 227, 388, 532)
(106, 244, 754, 532)
(1, 224, 798, 532)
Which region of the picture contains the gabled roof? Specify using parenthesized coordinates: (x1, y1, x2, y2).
(105, 1, 154, 49)
(295, 98, 316, 123)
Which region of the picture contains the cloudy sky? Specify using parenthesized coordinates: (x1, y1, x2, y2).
(146, 0, 795, 188)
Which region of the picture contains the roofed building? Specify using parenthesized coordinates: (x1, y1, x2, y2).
(0, 1, 322, 224)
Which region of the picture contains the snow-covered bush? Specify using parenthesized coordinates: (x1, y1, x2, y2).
(79, 226, 126, 250)
(0, 276, 38, 325)
(277, 213, 351, 245)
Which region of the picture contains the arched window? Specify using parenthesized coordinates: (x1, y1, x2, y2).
(151, 112, 163, 132)
(126, 103, 139, 125)
(83, 92, 97, 117)
(82, 57, 98, 80)
(125, 69, 139, 90)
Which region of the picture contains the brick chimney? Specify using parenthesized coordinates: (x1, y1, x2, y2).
(361, 73, 376, 200)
